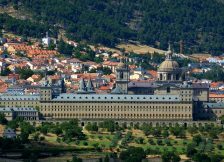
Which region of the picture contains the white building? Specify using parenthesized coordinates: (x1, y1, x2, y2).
(42, 32, 51, 47)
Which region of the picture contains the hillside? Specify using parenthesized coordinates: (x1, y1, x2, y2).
(0, 0, 224, 55)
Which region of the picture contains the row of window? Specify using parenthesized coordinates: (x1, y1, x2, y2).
(1, 102, 38, 105)
(48, 101, 187, 104)
(41, 107, 192, 112)
(43, 104, 191, 108)
(181, 91, 192, 94)
(202, 109, 224, 114)
(0, 98, 38, 101)
(45, 113, 192, 118)
(15, 112, 38, 115)
(42, 104, 191, 109)
(59, 96, 179, 100)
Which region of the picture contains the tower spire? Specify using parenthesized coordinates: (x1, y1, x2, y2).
(87, 79, 95, 93)
(168, 43, 171, 51)
(77, 78, 86, 93)
(166, 43, 172, 60)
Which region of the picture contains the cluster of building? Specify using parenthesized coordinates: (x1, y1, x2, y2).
(0, 37, 159, 95)
(0, 45, 223, 126)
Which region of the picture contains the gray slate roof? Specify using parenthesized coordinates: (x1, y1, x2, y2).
(86, 79, 95, 93)
(12, 107, 38, 112)
(0, 108, 12, 112)
(0, 107, 38, 113)
(111, 86, 124, 94)
(0, 95, 40, 101)
(77, 78, 87, 93)
(128, 81, 158, 88)
(203, 102, 224, 109)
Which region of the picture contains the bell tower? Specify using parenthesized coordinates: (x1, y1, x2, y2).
(114, 60, 130, 94)
(40, 87, 52, 101)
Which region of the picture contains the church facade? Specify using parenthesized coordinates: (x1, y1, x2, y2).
(0, 47, 221, 126)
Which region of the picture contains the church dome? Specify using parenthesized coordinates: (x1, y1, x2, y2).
(158, 60, 179, 72)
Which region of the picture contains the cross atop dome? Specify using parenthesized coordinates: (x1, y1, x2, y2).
(165, 43, 173, 60)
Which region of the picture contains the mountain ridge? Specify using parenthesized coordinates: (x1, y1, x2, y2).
(0, 0, 224, 55)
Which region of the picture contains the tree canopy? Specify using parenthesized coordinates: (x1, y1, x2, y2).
(120, 146, 146, 162)
(1, 0, 224, 55)
(0, 113, 7, 124)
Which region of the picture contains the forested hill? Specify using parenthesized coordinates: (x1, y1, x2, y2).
(1, 0, 224, 55)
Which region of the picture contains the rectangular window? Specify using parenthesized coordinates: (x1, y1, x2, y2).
(167, 87, 170, 93)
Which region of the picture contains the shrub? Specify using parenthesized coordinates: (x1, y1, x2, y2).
(164, 139, 172, 146)
(183, 140, 187, 145)
(83, 141, 88, 146)
(75, 140, 80, 145)
(56, 137, 61, 143)
(157, 139, 163, 145)
(217, 144, 223, 150)
(148, 138, 155, 145)
(98, 135, 103, 140)
(120, 147, 146, 162)
(135, 137, 144, 144)
(145, 147, 161, 155)
(39, 136, 45, 141)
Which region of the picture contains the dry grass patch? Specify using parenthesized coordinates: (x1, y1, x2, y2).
(131, 129, 145, 137)
(117, 43, 165, 54)
(180, 155, 190, 160)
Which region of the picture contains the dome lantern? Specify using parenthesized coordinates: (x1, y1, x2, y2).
(157, 44, 184, 82)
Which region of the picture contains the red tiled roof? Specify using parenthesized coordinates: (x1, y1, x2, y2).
(49, 75, 60, 80)
(148, 70, 157, 78)
(77, 73, 98, 79)
(103, 61, 119, 66)
(209, 94, 224, 98)
(0, 84, 7, 93)
(191, 68, 203, 73)
(210, 82, 224, 88)
(27, 49, 57, 58)
(99, 86, 111, 90)
(10, 44, 33, 51)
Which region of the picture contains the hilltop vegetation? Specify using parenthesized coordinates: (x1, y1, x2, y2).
(1, 0, 224, 55)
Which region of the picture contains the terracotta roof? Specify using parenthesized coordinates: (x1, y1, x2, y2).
(72, 85, 79, 90)
(111, 53, 120, 57)
(9, 44, 33, 51)
(99, 86, 111, 90)
(83, 61, 98, 66)
(129, 65, 137, 69)
(27, 49, 57, 58)
(0, 83, 7, 93)
(102, 74, 116, 80)
(192, 68, 203, 73)
(77, 73, 98, 79)
(103, 61, 119, 66)
(31, 74, 41, 80)
(148, 70, 157, 78)
(69, 58, 83, 63)
(209, 94, 224, 98)
(49, 75, 60, 80)
(210, 82, 224, 88)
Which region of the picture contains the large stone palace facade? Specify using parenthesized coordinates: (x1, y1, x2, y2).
(0, 47, 223, 126)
